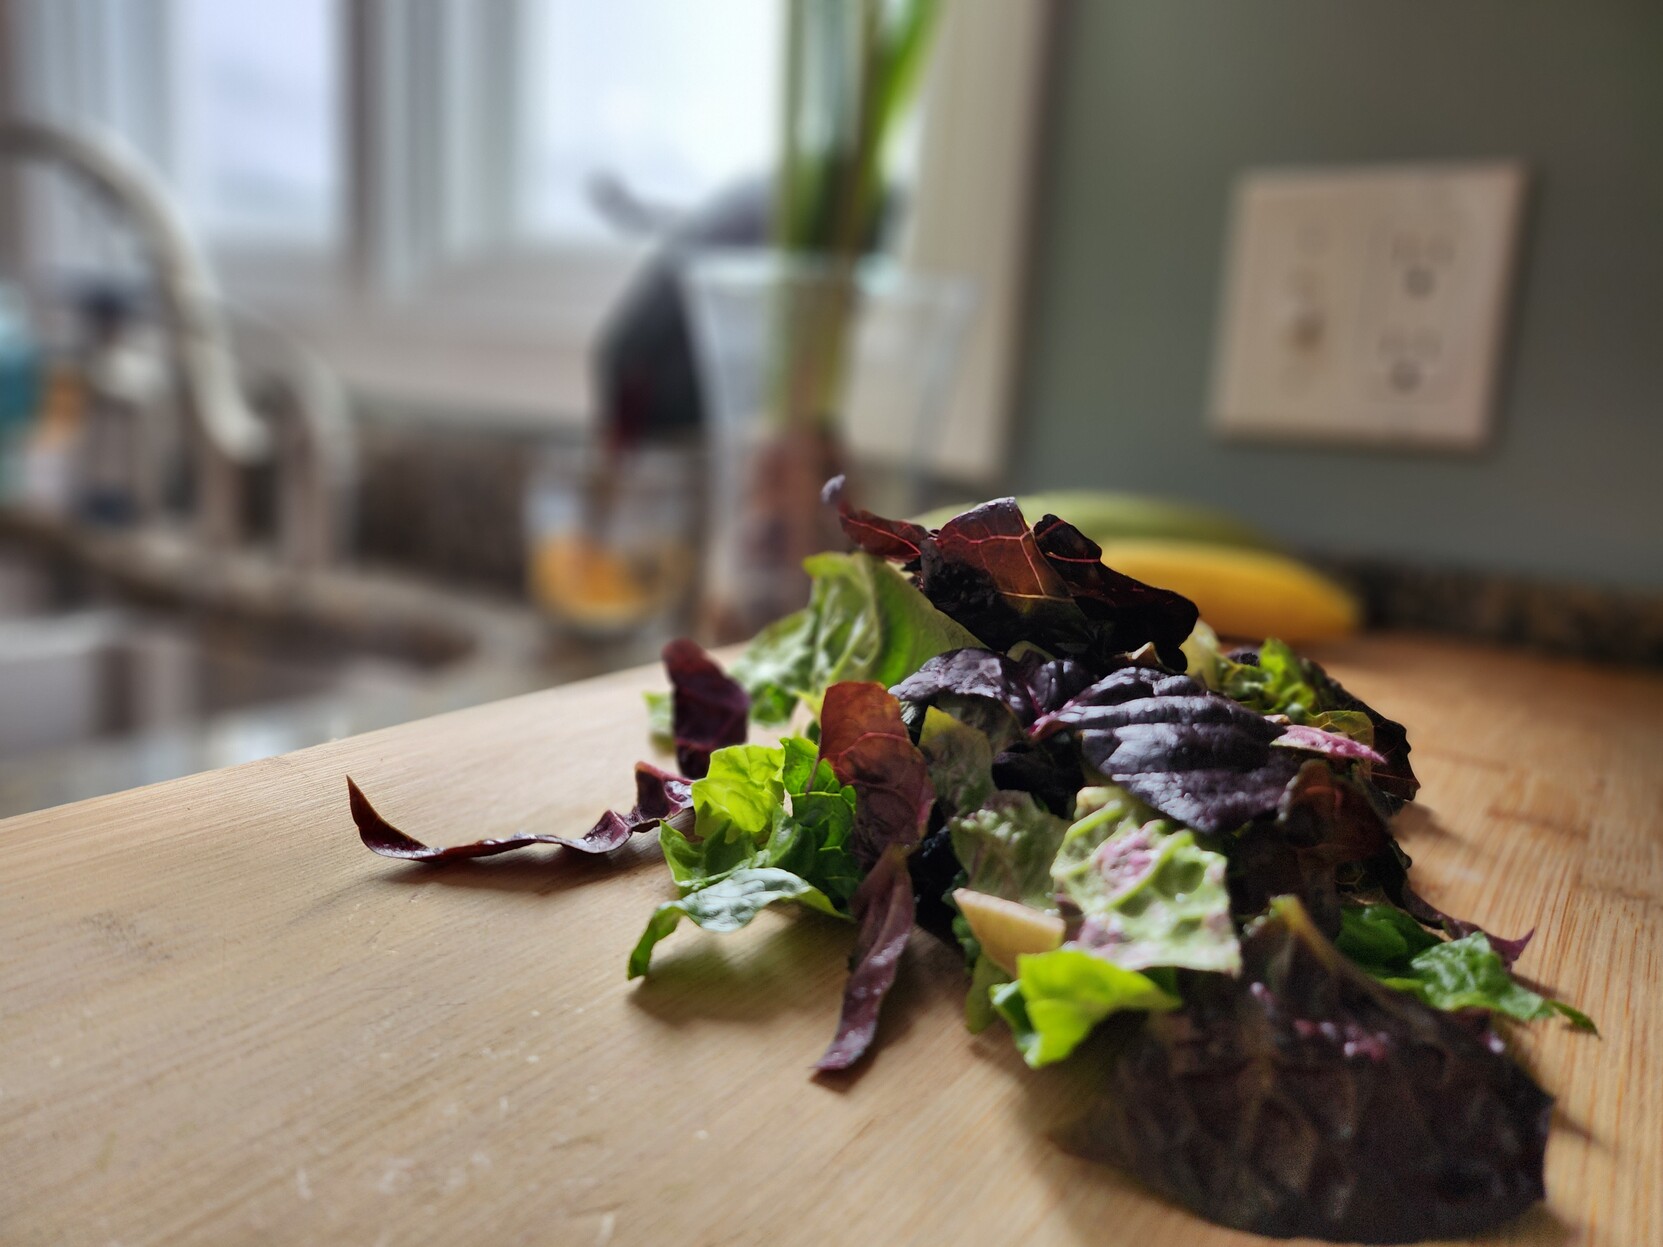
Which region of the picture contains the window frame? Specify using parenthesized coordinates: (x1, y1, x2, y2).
(1, 0, 1052, 476)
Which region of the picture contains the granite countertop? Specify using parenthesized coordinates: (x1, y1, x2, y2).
(1319, 556, 1663, 668)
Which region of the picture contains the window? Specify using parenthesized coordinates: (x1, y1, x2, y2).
(173, 0, 340, 248)
(5, 0, 343, 288)
(3, 0, 1049, 477)
(516, 0, 782, 244)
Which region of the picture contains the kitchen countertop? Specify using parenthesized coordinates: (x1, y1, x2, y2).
(2, 634, 1658, 1245)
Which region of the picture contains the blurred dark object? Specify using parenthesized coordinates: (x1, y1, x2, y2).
(591, 175, 896, 449)
(592, 178, 772, 447)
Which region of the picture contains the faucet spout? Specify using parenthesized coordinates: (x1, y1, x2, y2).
(0, 117, 273, 543)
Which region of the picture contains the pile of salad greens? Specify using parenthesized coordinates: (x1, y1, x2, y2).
(351, 479, 1593, 1244)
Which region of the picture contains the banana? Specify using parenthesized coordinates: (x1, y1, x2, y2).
(913, 491, 1275, 550)
(1096, 538, 1360, 643)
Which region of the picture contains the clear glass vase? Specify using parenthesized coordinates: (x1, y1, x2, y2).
(524, 439, 701, 640)
(680, 250, 972, 641)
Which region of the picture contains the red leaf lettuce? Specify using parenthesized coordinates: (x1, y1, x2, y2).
(825, 477, 1197, 673)
(663, 637, 751, 779)
(349, 764, 691, 862)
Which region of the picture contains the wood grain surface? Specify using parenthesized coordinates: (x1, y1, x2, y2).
(1, 635, 1657, 1246)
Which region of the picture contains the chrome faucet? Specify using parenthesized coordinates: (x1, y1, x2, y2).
(0, 117, 351, 566)
(223, 303, 357, 569)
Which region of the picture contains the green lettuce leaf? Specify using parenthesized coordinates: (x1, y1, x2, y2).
(1336, 905, 1594, 1031)
(1051, 786, 1240, 975)
(918, 707, 996, 819)
(949, 791, 1069, 910)
(658, 739, 860, 905)
(1185, 626, 1372, 743)
(1334, 902, 1442, 966)
(766, 737, 862, 906)
(660, 744, 785, 890)
(627, 867, 843, 978)
(990, 948, 1180, 1067)
(691, 743, 783, 841)
(1382, 933, 1596, 1031)
(644, 689, 673, 748)
(729, 551, 982, 724)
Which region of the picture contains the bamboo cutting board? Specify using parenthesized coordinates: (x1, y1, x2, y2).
(1, 635, 1658, 1246)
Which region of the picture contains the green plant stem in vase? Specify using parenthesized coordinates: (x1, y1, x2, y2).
(713, 0, 942, 639)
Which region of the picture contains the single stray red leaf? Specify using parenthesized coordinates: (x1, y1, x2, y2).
(349, 764, 691, 862)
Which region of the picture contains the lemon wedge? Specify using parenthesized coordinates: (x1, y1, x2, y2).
(953, 888, 1064, 976)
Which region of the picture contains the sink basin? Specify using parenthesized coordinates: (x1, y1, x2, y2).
(0, 534, 466, 763)
(0, 542, 75, 621)
(0, 516, 539, 815)
(0, 510, 667, 816)
(0, 608, 427, 759)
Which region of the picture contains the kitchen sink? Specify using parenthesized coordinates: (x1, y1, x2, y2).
(0, 534, 470, 763)
(0, 607, 428, 758)
(0, 511, 666, 817)
(0, 515, 619, 816)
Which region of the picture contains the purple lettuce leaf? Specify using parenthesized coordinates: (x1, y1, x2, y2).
(663, 638, 751, 779)
(906, 820, 963, 943)
(917, 499, 1097, 660)
(1121, 762, 1305, 841)
(890, 647, 1096, 736)
(816, 844, 917, 1072)
(1400, 884, 1535, 969)
(891, 647, 1037, 733)
(1231, 760, 1392, 934)
(1031, 668, 1301, 835)
(988, 740, 1086, 819)
(823, 474, 930, 564)
(825, 480, 1200, 674)
(891, 648, 1090, 817)
(811, 682, 937, 1070)
(1299, 656, 1421, 811)
(1015, 650, 1099, 718)
(816, 681, 936, 870)
(1062, 897, 1552, 1242)
(1031, 514, 1199, 671)
(349, 763, 691, 862)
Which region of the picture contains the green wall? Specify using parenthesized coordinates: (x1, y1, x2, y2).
(1013, 0, 1662, 588)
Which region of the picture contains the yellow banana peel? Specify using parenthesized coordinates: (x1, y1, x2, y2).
(913, 492, 1274, 551)
(1097, 539, 1361, 643)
